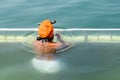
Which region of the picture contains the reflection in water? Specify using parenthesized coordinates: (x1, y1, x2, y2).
(32, 57, 66, 73)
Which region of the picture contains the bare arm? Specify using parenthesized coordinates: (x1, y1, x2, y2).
(55, 33, 70, 51)
(55, 33, 65, 44)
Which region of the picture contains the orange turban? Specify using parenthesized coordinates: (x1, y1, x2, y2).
(38, 20, 54, 38)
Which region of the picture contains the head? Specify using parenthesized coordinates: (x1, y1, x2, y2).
(38, 20, 54, 42)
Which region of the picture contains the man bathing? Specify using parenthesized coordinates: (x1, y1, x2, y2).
(34, 19, 70, 58)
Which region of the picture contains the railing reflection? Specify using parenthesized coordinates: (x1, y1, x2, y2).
(0, 28, 120, 43)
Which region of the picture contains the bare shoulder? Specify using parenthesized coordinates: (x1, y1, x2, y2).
(33, 40, 73, 54)
(33, 41, 56, 54)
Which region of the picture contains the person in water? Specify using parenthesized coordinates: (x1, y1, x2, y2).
(34, 19, 69, 59)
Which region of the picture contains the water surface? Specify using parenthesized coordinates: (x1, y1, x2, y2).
(0, 0, 120, 80)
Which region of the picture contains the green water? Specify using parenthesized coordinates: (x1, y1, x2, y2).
(0, 0, 120, 28)
(1, 43, 120, 80)
(0, 0, 120, 80)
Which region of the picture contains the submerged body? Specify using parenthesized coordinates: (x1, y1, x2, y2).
(33, 39, 70, 60)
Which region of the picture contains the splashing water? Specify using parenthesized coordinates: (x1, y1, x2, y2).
(22, 31, 73, 54)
